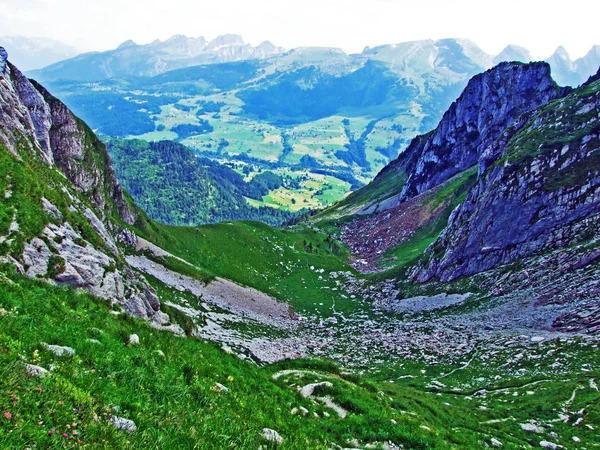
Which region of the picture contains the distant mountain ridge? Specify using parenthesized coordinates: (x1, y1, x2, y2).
(0, 36, 78, 71)
(30, 34, 285, 81)
(29, 36, 600, 88)
(545, 45, 600, 86)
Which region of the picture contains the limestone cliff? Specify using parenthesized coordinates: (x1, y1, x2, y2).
(0, 47, 171, 325)
(414, 69, 600, 282)
(397, 62, 569, 202)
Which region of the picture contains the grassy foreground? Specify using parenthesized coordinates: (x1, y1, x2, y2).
(0, 266, 456, 449)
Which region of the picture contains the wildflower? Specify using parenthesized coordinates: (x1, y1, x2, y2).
(3, 412, 12, 419)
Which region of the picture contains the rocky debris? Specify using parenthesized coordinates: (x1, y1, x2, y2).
(24, 363, 49, 377)
(339, 187, 448, 272)
(521, 422, 545, 433)
(261, 428, 283, 444)
(117, 229, 137, 248)
(128, 334, 140, 345)
(381, 293, 471, 314)
(300, 381, 332, 398)
(42, 343, 75, 357)
(127, 255, 295, 329)
(110, 416, 137, 433)
(491, 438, 503, 447)
(539, 441, 563, 449)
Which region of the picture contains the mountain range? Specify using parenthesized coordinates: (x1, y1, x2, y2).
(1, 43, 600, 449)
(27, 37, 599, 217)
(29, 35, 600, 88)
(28, 34, 285, 81)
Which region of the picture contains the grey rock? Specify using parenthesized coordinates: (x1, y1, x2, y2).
(128, 334, 140, 345)
(83, 207, 118, 255)
(22, 238, 51, 278)
(261, 428, 283, 444)
(117, 229, 137, 247)
(215, 382, 229, 392)
(110, 416, 137, 433)
(0, 47, 7, 74)
(41, 197, 63, 222)
(43, 343, 75, 357)
(24, 363, 49, 377)
(539, 441, 562, 449)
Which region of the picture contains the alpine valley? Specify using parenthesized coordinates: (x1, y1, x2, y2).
(27, 37, 600, 218)
(0, 29, 599, 450)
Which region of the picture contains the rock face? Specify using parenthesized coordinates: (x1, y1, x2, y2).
(396, 62, 568, 202)
(414, 69, 600, 282)
(0, 51, 166, 323)
(0, 47, 8, 74)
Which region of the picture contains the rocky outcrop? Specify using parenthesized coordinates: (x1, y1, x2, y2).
(0, 47, 8, 75)
(0, 49, 135, 223)
(414, 68, 600, 282)
(0, 49, 166, 323)
(397, 62, 568, 202)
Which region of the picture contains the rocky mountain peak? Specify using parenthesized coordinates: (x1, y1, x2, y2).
(493, 44, 532, 65)
(398, 61, 567, 202)
(117, 39, 137, 49)
(553, 45, 571, 59)
(0, 57, 173, 325)
(413, 71, 600, 283)
(208, 34, 245, 49)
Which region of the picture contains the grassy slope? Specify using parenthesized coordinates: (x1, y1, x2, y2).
(0, 142, 112, 260)
(2, 268, 598, 449)
(133, 217, 360, 316)
(0, 268, 461, 450)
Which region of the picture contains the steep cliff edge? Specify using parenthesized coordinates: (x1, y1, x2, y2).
(398, 61, 569, 202)
(0, 48, 171, 325)
(414, 69, 600, 282)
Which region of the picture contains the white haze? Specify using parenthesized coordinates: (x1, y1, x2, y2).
(0, 0, 598, 59)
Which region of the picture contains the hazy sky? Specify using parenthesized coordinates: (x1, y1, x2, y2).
(0, 0, 598, 59)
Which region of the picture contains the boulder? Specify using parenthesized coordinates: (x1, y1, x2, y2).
(43, 343, 75, 357)
(261, 428, 283, 444)
(110, 416, 137, 433)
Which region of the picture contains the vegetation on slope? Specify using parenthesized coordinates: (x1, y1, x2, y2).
(0, 267, 455, 449)
(106, 139, 299, 226)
